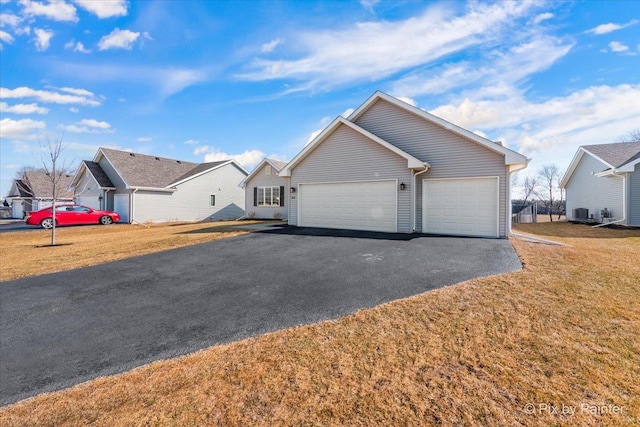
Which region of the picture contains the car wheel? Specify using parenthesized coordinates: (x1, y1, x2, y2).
(41, 218, 54, 229)
(100, 215, 113, 225)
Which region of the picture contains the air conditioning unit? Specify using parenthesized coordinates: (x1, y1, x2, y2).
(573, 208, 588, 220)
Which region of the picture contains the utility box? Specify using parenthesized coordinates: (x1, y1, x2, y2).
(573, 208, 589, 220)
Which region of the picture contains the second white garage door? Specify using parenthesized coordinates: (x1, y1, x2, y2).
(298, 180, 397, 232)
(422, 177, 499, 237)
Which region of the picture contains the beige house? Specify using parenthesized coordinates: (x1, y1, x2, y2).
(240, 158, 288, 220)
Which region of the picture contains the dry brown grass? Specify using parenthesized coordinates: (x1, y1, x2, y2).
(0, 221, 259, 281)
(1, 222, 639, 426)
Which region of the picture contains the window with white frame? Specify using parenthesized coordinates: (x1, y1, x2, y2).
(256, 186, 280, 207)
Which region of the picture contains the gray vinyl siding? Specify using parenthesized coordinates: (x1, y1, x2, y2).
(245, 164, 288, 220)
(354, 99, 508, 236)
(628, 164, 640, 226)
(74, 170, 102, 209)
(565, 154, 623, 222)
(98, 156, 127, 190)
(133, 163, 246, 222)
(289, 123, 412, 233)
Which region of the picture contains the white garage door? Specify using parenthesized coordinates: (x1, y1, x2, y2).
(423, 177, 498, 237)
(299, 180, 397, 232)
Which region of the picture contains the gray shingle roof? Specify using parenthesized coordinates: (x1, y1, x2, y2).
(582, 142, 640, 168)
(22, 170, 74, 199)
(99, 148, 201, 188)
(171, 161, 230, 185)
(82, 161, 115, 188)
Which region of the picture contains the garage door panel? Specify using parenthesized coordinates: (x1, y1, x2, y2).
(299, 180, 397, 233)
(423, 178, 498, 237)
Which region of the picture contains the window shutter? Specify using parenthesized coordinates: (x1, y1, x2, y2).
(253, 187, 257, 206)
(279, 186, 285, 206)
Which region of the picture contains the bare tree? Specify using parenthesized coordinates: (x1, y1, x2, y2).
(617, 128, 640, 143)
(521, 175, 538, 206)
(39, 133, 74, 246)
(535, 164, 561, 222)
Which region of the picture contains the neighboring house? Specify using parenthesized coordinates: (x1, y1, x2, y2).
(71, 148, 248, 223)
(240, 158, 288, 220)
(279, 91, 529, 237)
(560, 142, 640, 226)
(6, 169, 74, 219)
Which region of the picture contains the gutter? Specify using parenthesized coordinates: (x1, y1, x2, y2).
(412, 165, 430, 232)
(592, 171, 626, 228)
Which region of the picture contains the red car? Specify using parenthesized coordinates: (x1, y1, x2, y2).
(26, 205, 121, 229)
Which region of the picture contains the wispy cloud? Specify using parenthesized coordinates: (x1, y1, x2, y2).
(260, 38, 283, 53)
(60, 118, 113, 133)
(585, 19, 639, 35)
(532, 12, 554, 25)
(0, 102, 49, 114)
(0, 86, 101, 106)
(237, 2, 540, 91)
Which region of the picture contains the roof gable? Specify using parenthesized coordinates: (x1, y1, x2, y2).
(240, 158, 288, 188)
(169, 160, 248, 187)
(348, 91, 528, 166)
(72, 161, 116, 189)
(561, 142, 640, 187)
(279, 117, 427, 177)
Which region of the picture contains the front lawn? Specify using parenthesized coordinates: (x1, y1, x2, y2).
(1, 222, 638, 426)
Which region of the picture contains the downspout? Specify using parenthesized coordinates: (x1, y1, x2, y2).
(593, 172, 626, 227)
(130, 188, 138, 225)
(413, 166, 430, 232)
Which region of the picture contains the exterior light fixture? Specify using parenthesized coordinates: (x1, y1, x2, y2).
(290, 187, 296, 193)
(400, 182, 406, 190)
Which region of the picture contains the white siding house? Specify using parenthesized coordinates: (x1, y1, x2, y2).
(280, 92, 529, 237)
(71, 148, 248, 223)
(561, 142, 640, 226)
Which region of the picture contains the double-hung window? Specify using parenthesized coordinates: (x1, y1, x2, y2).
(255, 186, 283, 207)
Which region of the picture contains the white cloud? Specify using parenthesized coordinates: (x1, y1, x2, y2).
(396, 97, 417, 107)
(183, 139, 198, 145)
(586, 19, 639, 35)
(532, 12, 553, 25)
(15, 26, 30, 35)
(33, 28, 53, 51)
(98, 28, 140, 50)
(59, 86, 94, 97)
(391, 35, 573, 98)
(79, 118, 110, 129)
(0, 13, 21, 27)
(360, 0, 380, 12)
(0, 102, 49, 114)
(261, 38, 283, 53)
(65, 39, 90, 53)
(196, 147, 265, 169)
(20, 0, 78, 23)
(341, 108, 355, 117)
(238, 2, 539, 90)
(73, 0, 128, 18)
(609, 41, 629, 52)
(69, 106, 78, 113)
(60, 118, 112, 133)
(429, 84, 640, 174)
(136, 137, 151, 142)
(0, 118, 46, 139)
(0, 86, 100, 106)
(0, 30, 14, 44)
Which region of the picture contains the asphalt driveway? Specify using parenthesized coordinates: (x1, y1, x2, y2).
(0, 227, 522, 405)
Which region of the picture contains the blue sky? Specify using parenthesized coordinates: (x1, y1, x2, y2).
(1, 0, 639, 198)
